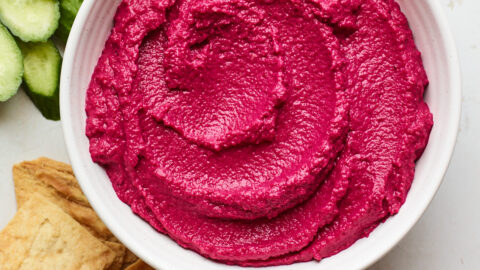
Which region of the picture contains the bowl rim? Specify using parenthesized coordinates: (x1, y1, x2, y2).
(60, 0, 462, 269)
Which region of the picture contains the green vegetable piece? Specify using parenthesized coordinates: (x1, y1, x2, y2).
(0, 0, 60, 42)
(56, 0, 83, 43)
(0, 23, 23, 102)
(18, 40, 62, 120)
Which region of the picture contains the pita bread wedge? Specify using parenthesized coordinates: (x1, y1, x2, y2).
(12, 157, 154, 270)
(124, 259, 156, 270)
(13, 157, 115, 241)
(104, 240, 127, 270)
(0, 194, 116, 270)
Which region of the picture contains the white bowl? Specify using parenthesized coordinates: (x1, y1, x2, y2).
(60, 1, 461, 269)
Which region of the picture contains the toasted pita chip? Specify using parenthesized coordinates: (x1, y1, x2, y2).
(13, 157, 115, 241)
(124, 259, 156, 270)
(122, 249, 140, 268)
(12, 157, 154, 269)
(0, 194, 116, 270)
(104, 240, 127, 270)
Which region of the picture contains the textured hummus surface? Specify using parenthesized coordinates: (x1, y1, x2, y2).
(86, 0, 433, 265)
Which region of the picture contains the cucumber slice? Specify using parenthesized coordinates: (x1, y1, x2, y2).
(55, 0, 83, 43)
(0, 23, 23, 102)
(18, 40, 61, 120)
(0, 0, 60, 42)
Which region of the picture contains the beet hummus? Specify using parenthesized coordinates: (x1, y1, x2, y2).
(86, 0, 433, 266)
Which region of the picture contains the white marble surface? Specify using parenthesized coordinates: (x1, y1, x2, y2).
(0, 0, 478, 269)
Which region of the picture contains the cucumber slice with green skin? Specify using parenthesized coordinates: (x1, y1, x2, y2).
(0, 0, 60, 42)
(55, 0, 83, 43)
(0, 23, 23, 102)
(18, 40, 61, 120)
